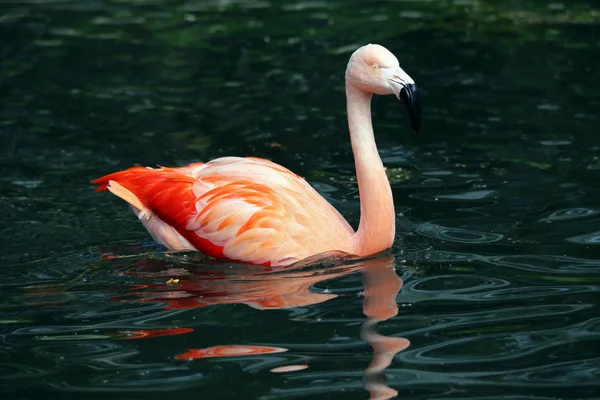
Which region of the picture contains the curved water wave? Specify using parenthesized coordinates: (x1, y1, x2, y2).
(405, 250, 480, 264)
(472, 285, 599, 301)
(481, 254, 600, 274)
(397, 304, 591, 338)
(414, 223, 503, 244)
(409, 275, 509, 294)
(63, 302, 169, 320)
(470, 357, 600, 387)
(541, 207, 598, 222)
(0, 363, 51, 381)
(220, 353, 296, 374)
(47, 367, 205, 393)
(400, 316, 600, 367)
(410, 189, 498, 202)
(31, 342, 130, 361)
(8, 308, 191, 339)
(566, 230, 600, 245)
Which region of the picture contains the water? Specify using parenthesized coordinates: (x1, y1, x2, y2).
(2, 0, 600, 398)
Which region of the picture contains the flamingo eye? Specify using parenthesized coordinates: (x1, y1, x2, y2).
(372, 63, 379, 69)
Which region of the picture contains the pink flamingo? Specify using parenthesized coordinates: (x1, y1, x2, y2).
(92, 44, 421, 266)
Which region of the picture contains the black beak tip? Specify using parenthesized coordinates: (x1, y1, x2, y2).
(411, 108, 421, 133)
(400, 83, 421, 133)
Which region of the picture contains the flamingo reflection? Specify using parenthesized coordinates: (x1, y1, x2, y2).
(361, 261, 409, 399)
(119, 254, 408, 399)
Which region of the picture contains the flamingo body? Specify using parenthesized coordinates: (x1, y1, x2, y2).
(93, 157, 354, 266)
(93, 44, 421, 266)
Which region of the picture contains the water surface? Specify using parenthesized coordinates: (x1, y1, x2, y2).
(2, 0, 600, 398)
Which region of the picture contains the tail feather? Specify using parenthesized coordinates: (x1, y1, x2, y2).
(91, 166, 226, 256)
(91, 166, 198, 227)
(92, 166, 198, 195)
(92, 167, 150, 192)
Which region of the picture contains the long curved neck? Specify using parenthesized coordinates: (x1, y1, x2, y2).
(346, 83, 395, 256)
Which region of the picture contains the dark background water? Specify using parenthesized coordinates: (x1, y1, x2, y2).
(2, 0, 600, 398)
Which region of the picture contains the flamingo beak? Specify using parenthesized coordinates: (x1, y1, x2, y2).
(399, 83, 421, 133)
(386, 67, 422, 133)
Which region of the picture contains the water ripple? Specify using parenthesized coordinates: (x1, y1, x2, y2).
(410, 275, 509, 294)
(567, 230, 600, 245)
(476, 285, 599, 301)
(481, 254, 600, 274)
(410, 189, 498, 202)
(48, 367, 204, 392)
(414, 223, 504, 244)
(0, 362, 50, 381)
(399, 304, 591, 337)
(402, 317, 600, 367)
(541, 207, 598, 222)
(32, 342, 124, 358)
(483, 357, 600, 386)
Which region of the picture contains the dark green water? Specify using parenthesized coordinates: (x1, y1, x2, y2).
(2, 0, 600, 398)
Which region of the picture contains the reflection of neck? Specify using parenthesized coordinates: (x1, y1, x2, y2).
(346, 83, 395, 256)
(360, 262, 408, 399)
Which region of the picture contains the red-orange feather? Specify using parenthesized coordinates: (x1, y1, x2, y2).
(92, 167, 226, 259)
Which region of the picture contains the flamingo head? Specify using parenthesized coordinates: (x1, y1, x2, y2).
(346, 44, 421, 132)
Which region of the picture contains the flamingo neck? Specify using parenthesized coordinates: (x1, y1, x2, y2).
(346, 84, 395, 256)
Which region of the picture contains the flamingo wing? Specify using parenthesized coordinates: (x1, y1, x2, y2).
(92, 157, 354, 265)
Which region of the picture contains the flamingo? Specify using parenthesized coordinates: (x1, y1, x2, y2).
(92, 44, 421, 266)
